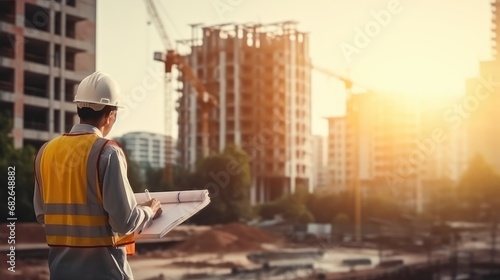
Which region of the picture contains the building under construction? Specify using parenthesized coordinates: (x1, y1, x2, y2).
(176, 21, 312, 204)
(0, 0, 96, 149)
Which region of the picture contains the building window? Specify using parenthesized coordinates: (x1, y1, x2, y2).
(24, 105, 48, 131)
(24, 71, 48, 98)
(24, 4, 50, 33)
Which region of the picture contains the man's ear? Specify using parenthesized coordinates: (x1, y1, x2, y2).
(104, 111, 113, 125)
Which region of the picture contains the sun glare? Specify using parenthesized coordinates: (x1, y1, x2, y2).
(358, 54, 470, 99)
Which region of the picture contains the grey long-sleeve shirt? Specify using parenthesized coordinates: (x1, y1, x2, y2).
(33, 124, 153, 280)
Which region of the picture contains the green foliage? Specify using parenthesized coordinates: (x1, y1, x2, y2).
(258, 193, 315, 223)
(333, 213, 350, 226)
(127, 160, 145, 193)
(114, 137, 145, 192)
(306, 191, 349, 223)
(456, 154, 500, 221)
(293, 183, 310, 202)
(425, 179, 457, 221)
(144, 165, 174, 192)
(0, 113, 37, 222)
(179, 145, 253, 225)
(258, 187, 412, 227)
(362, 194, 405, 222)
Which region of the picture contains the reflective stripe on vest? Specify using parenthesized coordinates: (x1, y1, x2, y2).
(35, 133, 135, 249)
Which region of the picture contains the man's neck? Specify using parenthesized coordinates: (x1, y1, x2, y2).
(79, 122, 104, 134)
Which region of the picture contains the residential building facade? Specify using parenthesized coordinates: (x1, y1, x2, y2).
(0, 0, 96, 149)
(118, 132, 175, 170)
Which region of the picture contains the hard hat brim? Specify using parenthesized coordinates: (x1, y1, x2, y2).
(75, 101, 125, 111)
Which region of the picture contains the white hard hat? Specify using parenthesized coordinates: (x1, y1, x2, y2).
(74, 71, 123, 111)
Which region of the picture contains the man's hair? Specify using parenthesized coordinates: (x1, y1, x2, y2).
(77, 106, 117, 122)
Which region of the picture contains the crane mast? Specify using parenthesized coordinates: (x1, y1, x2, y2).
(143, 0, 218, 169)
(311, 64, 364, 243)
(143, 0, 174, 49)
(143, 0, 175, 184)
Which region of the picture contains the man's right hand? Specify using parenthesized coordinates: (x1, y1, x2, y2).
(142, 198, 162, 220)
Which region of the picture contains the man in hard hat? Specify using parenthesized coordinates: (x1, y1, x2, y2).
(33, 71, 162, 280)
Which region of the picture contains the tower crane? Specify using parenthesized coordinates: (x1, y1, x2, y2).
(311, 64, 354, 94)
(143, 0, 218, 181)
(143, 0, 364, 235)
(159, 49, 218, 159)
(311, 64, 367, 243)
(143, 0, 175, 184)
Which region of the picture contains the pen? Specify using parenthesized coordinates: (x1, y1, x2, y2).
(140, 189, 153, 234)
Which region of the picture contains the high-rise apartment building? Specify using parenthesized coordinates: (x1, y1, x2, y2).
(0, 0, 96, 149)
(311, 135, 328, 191)
(176, 21, 312, 204)
(118, 132, 175, 170)
(465, 0, 500, 172)
(329, 93, 421, 198)
(326, 116, 347, 193)
(492, 0, 500, 60)
(327, 92, 466, 211)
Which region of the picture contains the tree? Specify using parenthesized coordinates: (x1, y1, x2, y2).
(0, 113, 37, 222)
(426, 179, 457, 222)
(258, 193, 315, 223)
(306, 192, 341, 223)
(185, 145, 253, 224)
(457, 155, 500, 221)
(144, 164, 173, 192)
(362, 194, 405, 222)
(127, 160, 144, 193)
(114, 137, 144, 192)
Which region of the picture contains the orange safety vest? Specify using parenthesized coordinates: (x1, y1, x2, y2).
(34, 133, 136, 255)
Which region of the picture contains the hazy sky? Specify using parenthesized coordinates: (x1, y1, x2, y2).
(96, 0, 492, 139)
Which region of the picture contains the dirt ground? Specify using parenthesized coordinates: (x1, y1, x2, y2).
(173, 222, 282, 253)
(0, 259, 49, 280)
(0, 222, 283, 280)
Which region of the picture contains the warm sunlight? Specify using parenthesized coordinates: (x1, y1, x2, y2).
(5, 0, 500, 279)
(357, 51, 477, 98)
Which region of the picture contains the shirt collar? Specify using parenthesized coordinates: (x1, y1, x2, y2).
(69, 124, 104, 138)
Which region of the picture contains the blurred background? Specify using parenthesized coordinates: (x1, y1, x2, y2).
(1, 0, 500, 279)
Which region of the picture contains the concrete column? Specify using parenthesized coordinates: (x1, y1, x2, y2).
(60, 3, 67, 132)
(48, 2, 55, 138)
(13, 0, 25, 149)
(258, 178, 265, 204)
(250, 174, 256, 206)
(289, 31, 297, 194)
(189, 26, 198, 171)
(234, 26, 241, 146)
(219, 50, 226, 152)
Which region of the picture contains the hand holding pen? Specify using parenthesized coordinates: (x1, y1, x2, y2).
(139, 189, 162, 234)
(143, 189, 162, 220)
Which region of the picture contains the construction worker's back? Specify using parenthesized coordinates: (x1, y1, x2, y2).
(33, 71, 162, 280)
